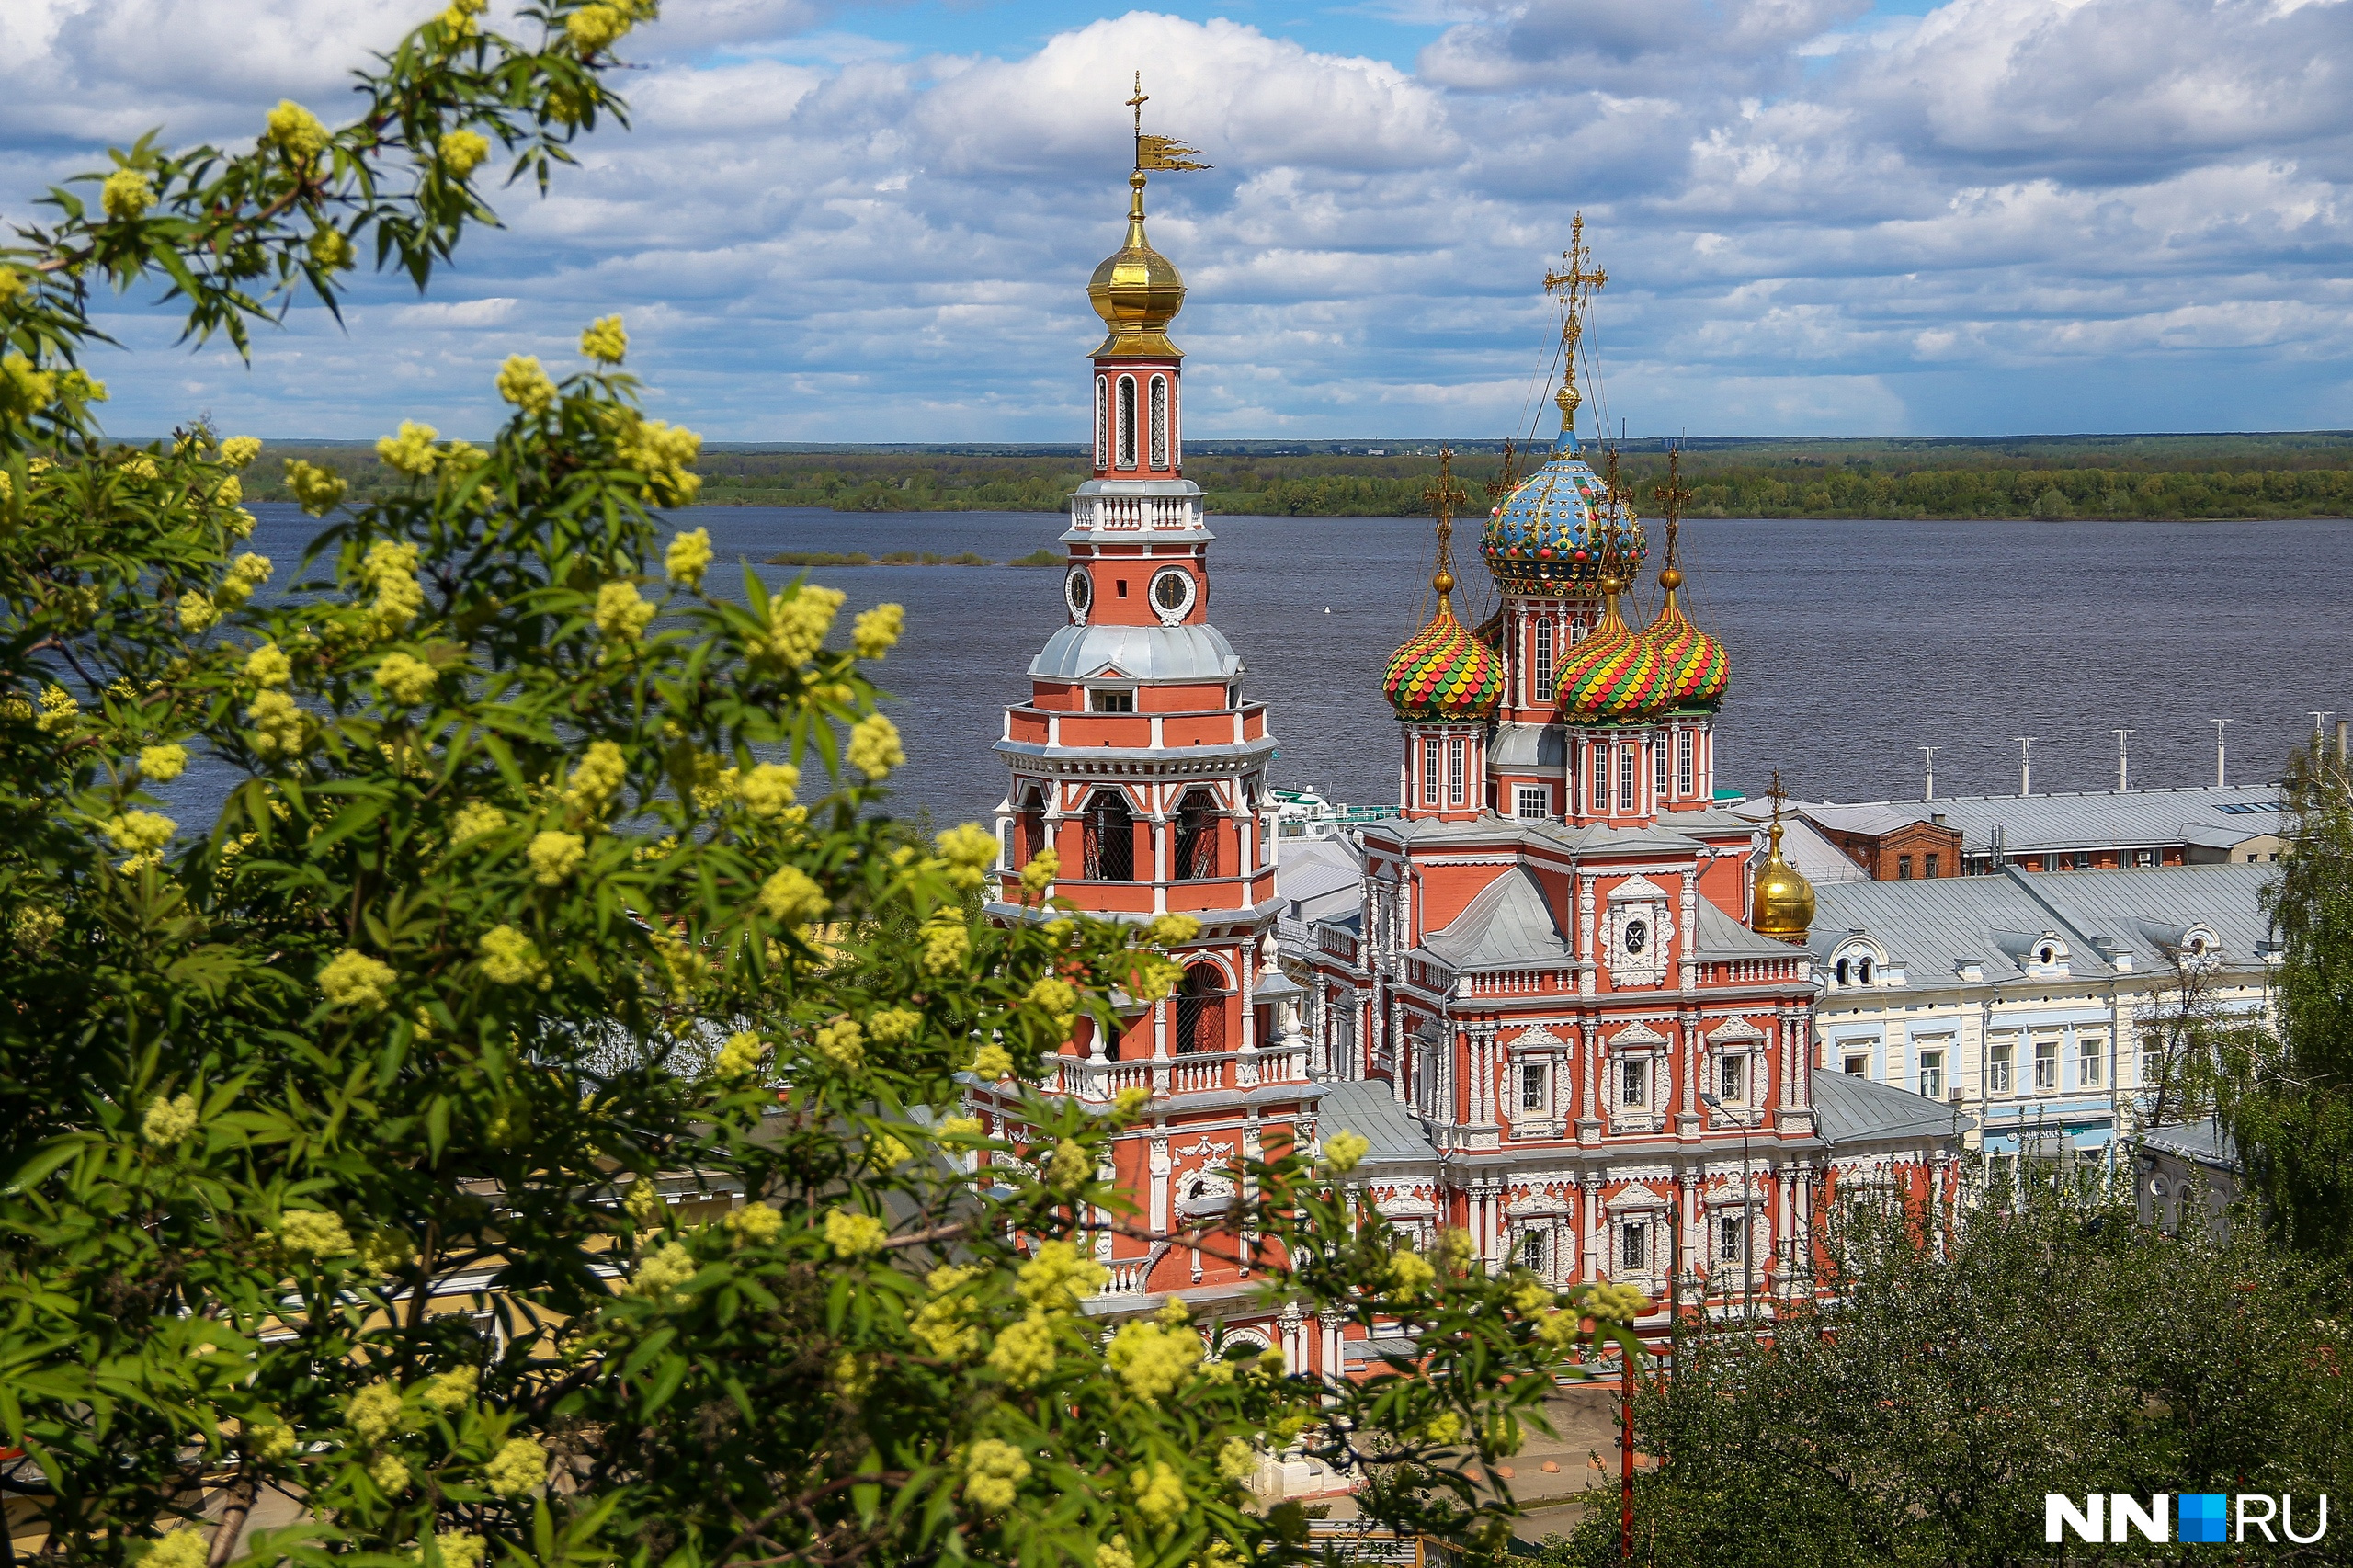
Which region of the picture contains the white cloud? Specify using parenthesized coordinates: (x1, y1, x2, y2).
(6, 0, 2351, 439)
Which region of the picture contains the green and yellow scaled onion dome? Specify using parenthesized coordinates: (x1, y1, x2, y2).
(1481, 417, 1647, 596)
(1384, 565, 1504, 722)
(1637, 564, 1730, 713)
(1554, 565, 1668, 724)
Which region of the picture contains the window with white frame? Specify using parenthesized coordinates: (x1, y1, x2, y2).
(1654, 737, 1668, 796)
(2078, 1033, 2104, 1088)
(1094, 376, 1108, 469)
(1116, 375, 1137, 468)
(1534, 619, 1555, 695)
(1521, 1063, 1546, 1111)
(1148, 375, 1169, 469)
(1516, 787, 1549, 820)
(2033, 1036, 2059, 1091)
(1421, 736, 1441, 807)
(1619, 744, 1637, 809)
(1677, 730, 1694, 794)
(1620, 1221, 1647, 1271)
(1719, 1052, 1745, 1103)
(1919, 1048, 1945, 1100)
(1522, 1229, 1546, 1272)
(1620, 1057, 1648, 1108)
(1843, 1051, 1869, 1076)
(1447, 736, 1466, 807)
(2139, 1032, 2160, 1087)
(1592, 744, 1609, 812)
(1717, 1213, 1744, 1264)
(1990, 1036, 2016, 1093)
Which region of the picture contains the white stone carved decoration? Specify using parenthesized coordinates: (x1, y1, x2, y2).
(1175, 1165, 1238, 1219)
(1064, 566, 1092, 625)
(1605, 874, 1674, 988)
(1170, 1136, 1234, 1161)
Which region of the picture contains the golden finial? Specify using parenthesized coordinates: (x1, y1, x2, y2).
(1541, 212, 1607, 439)
(1597, 443, 1631, 592)
(1753, 765, 1815, 941)
(1423, 447, 1468, 597)
(1652, 446, 1691, 593)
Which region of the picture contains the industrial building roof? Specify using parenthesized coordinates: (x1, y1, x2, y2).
(1740, 784, 2283, 857)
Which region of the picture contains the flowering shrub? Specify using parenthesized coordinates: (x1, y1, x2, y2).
(0, 10, 1643, 1568)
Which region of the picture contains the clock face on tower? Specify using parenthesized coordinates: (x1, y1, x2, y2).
(1065, 567, 1092, 624)
(1149, 565, 1196, 625)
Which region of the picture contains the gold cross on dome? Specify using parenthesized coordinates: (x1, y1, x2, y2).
(1424, 447, 1468, 595)
(1128, 72, 1147, 136)
(1652, 447, 1692, 568)
(1541, 212, 1608, 433)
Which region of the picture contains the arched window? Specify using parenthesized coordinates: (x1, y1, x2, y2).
(1836, 959, 1852, 985)
(1859, 957, 1874, 983)
(1094, 375, 1108, 471)
(1116, 376, 1137, 469)
(1176, 963, 1227, 1054)
(1534, 619, 1555, 694)
(1174, 789, 1219, 880)
(1149, 375, 1169, 469)
(1017, 786, 1046, 867)
(1083, 790, 1134, 881)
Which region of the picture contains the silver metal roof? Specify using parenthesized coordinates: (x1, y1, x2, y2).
(1813, 1069, 1969, 1149)
(1420, 866, 1574, 971)
(1027, 622, 1242, 683)
(1490, 722, 1567, 769)
(1316, 1079, 1436, 1164)
(1691, 899, 1801, 959)
(1810, 862, 2276, 981)
(1745, 784, 2283, 856)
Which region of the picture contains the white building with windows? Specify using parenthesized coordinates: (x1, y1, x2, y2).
(1804, 862, 2277, 1192)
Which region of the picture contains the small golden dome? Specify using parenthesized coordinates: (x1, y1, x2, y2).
(1751, 815, 1815, 942)
(1088, 173, 1186, 359)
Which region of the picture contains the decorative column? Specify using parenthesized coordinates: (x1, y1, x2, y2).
(1577, 875, 1597, 996)
(1149, 1127, 1171, 1236)
(1580, 1172, 1602, 1282)
(1677, 1170, 1701, 1298)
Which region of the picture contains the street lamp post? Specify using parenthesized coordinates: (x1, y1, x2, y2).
(1700, 1089, 1754, 1320)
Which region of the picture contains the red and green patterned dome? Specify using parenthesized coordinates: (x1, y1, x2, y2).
(1639, 571, 1730, 712)
(1555, 589, 1667, 725)
(1384, 595, 1503, 722)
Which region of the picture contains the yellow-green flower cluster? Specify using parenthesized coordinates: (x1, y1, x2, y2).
(496, 354, 557, 415)
(631, 1241, 698, 1303)
(211, 551, 273, 614)
(563, 739, 629, 815)
(1589, 1281, 1651, 1323)
(912, 1265, 985, 1359)
(1019, 846, 1060, 896)
(479, 926, 549, 986)
(438, 130, 491, 178)
(1130, 1460, 1187, 1528)
(593, 579, 654, 644)
(527, 830, 585, 885)
(357, 540, 426, 639)
(141, 1531, 209, 1568)
(986, 1312, 1058, 1388)
(219, 436, 262, 468)
(104, 810, 176, 856)
(755, 584, 842, 668)
(813, 1017, 864, 1069)
(359, 1230, 419, 1276)
(1216, 1437, 1258, 1483)
(665, 526, 711, 585)
(377, 421, 441, 477)
(284, 459, 347, 515)
(1015, 1238, 1106, 1313)
(102, 168, 154, 222)
(714, 1030, 764, 1078)
(933, 821, 997, 888)
(760, 864, 827, 926)
(1386, 1247, 1437, 1298)
(318, 949, 397, 1012)
(962, 1438, 1029, 1514)
(264, 101, 330, 163)
(427, 1533, 485, 1568)
(244, 642, 292, 687)
(141, 1093, 199, 1146)
(1321, 1129, 1370, 1175)
(309, 226, 354, 272)
(614, 415, 701, 503)
(824, 1207, 888, 1256)
(1107, 1319, 1197, 1403)
(722, 1200, 782, 1244)
(847, 713, 904, 780)
(853, 602, 904, 658)
(581, 314, 628, 364)
(919, 913, 969, 976)
(246, 688, 307, 756)
(451, 802, 506, 844)
(375, 652, 438, 706)
(870, 1007, 921, 1044)
(483, 1437, 548, 1497)
(278, 1209, 355, 1259)
(739, 762, 800, 820)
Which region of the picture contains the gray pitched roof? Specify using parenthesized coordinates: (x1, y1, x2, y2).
(1316, 1080, 1436, 1164)
(1813, 1069, 1968, 1148)
(2134, 1116, 2240, 1173)
(1748, 784, 2282, 857)
(1811, 863, 2275, 981)
(1420, 866, 1574, 971)
(1691, 898, 1802, 959)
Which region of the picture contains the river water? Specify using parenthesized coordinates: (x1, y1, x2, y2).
(195, 504, 2353, 830)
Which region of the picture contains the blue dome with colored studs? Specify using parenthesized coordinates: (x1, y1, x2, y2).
(1480, 436, 1646, 597)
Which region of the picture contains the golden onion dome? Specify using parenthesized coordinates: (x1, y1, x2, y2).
(1751, 814, 1815, 942)
(1088, 173, 1187, 359)
(1638, 566, 1731, 713)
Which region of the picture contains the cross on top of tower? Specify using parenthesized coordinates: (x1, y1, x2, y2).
(1541, 212, 1608, 437)
(1652, 446, 1692, 581)
(1423, 447, 1467, 597)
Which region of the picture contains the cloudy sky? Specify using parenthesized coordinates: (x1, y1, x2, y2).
(4, 0, 2348, 441)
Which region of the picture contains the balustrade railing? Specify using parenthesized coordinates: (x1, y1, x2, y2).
(1040, 1044, 1311, 1102)
(1072, 495, 1201, 532)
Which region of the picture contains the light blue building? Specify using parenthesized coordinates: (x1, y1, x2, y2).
(1802, 863, 2276, 1194)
